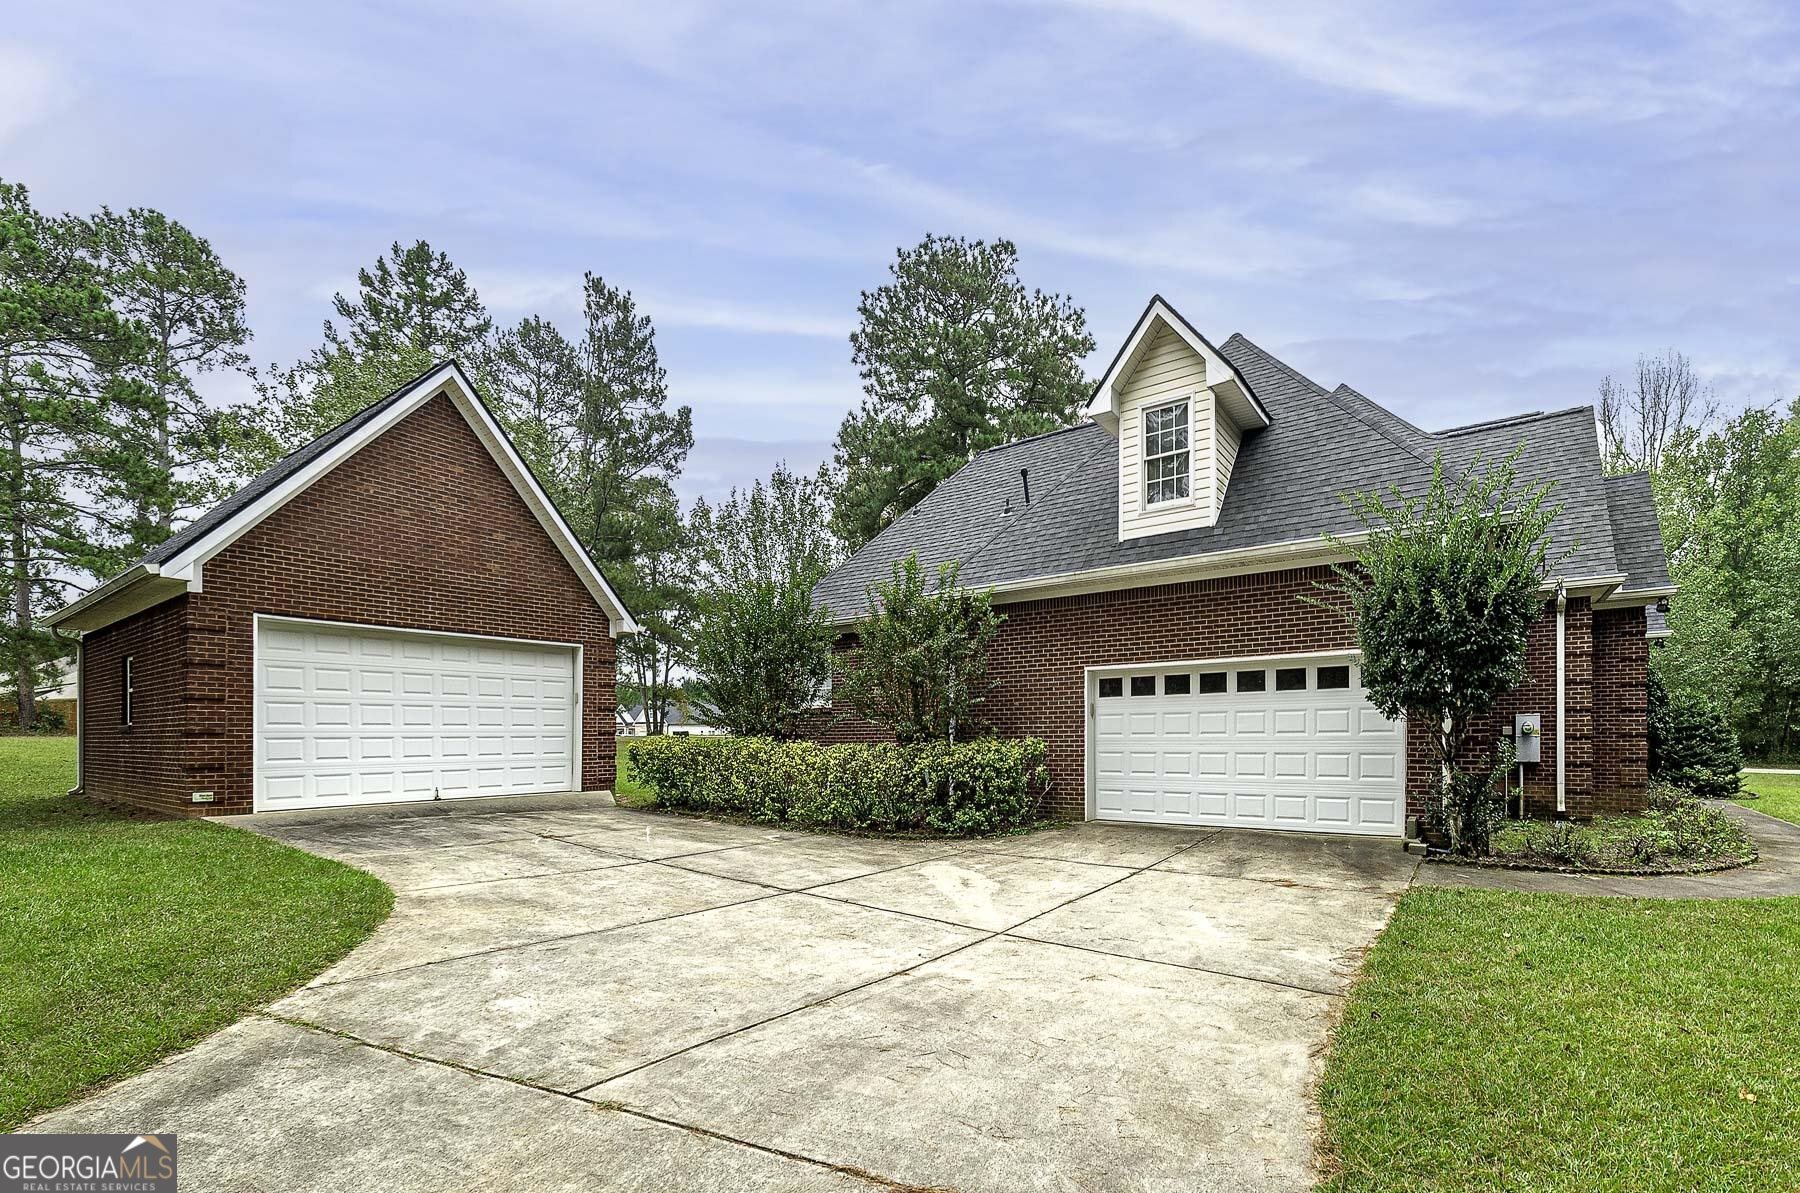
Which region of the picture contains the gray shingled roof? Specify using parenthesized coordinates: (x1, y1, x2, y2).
(815, 334, 1671, 620)
(1602, 471, 1672, 592)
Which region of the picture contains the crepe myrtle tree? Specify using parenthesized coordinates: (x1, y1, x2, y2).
(1315, 450, 1559, 856)
(838, 553, 1003, 744)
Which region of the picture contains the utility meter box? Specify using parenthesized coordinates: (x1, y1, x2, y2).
(1514, 714, 1543, 764)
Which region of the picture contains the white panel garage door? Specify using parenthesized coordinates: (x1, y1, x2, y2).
(1091, 654, 1405, 836)
(255, 618, 578, 811)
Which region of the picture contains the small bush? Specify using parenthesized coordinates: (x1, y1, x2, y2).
(626, 735, 1050, 836)
(1649, 670, 1743, 799)
(1487, 789, 1752, 872)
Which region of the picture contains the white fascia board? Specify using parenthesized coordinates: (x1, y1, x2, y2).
(1593, 583, 1677, 610)
(134, 363, 639, 636)
(44, 564, 156, 629)
(437, 366, 642, 636)
(824, 549, 1641, 628)
(1084, 297, 1271, 430)
(827, 532, 1361, 625)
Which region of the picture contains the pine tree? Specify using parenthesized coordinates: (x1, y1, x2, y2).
(243, 240, 492, 466)
(0, 182, 141, 728)
(86, 206, 251, 558)
(832, 235, 1094, 548)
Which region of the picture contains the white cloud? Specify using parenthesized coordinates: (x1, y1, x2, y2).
(1055, 0, 1750, 120)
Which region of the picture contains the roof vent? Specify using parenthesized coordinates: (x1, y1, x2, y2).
(1020, 468, 1031, 506)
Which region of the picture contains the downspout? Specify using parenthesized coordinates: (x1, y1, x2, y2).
(1555, 580, 1567, 817)
(71, 635, 84, 796)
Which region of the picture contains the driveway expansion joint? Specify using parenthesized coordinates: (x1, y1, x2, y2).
(257, 1012, 917, 1191)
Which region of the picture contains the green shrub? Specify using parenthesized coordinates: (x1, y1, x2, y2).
(1649, 670, 1744, 799)
(626, 735, 1049, 835)
(1487, 789, 1751, 871)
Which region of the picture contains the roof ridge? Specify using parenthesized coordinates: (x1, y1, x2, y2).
(976, 421, 1095, 457)
(1219, 332, 1330, 395)
(1319, 387, 1436, 469)
(1433, 402, 1593, 438)
(1331, 382, 1429, 437)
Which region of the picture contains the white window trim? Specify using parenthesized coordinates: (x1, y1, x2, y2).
(121, 655, 134, 727)
(1142, 397, 1192, 508)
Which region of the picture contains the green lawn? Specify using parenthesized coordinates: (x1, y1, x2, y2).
(614, 736, 655, 806)
(1320, 887, 1800, 1191)
(1740, 771, 1800, 826)
(0, 737, 391, 1129)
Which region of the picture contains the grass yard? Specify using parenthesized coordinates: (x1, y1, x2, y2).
(1319, 887, 1800, 1191)
(614, 736, 655, 806)
(0, 737, 391, 1130)
(1740, 771, 1800, 826)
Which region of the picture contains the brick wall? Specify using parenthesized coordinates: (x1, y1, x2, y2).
(78, 393, 618, 815)
(806, 566, 1650, 822)
(79, 597, 192, 813)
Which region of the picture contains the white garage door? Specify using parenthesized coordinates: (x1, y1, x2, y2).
(1090, 654, 1404, 836)
(255, 617, 578, 811)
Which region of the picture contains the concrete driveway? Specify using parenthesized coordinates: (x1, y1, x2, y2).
(30, 800, 1417, 1192)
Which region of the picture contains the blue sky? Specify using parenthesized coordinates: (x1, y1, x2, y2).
(6, 1, 1798, 504)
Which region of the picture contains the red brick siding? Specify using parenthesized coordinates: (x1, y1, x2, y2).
(1592, 606, 1650, 803)
(78, 393, 617, 816)
(79, 597, 193, 813)
(807, 567, 1649, 822)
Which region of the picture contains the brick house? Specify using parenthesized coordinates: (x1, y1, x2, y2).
(48, 362, 637, 816)
(807, 297, 1674, 833)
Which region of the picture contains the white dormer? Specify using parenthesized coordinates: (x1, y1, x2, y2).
(1086, 296, 1271, 542)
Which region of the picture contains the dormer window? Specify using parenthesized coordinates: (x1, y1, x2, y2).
(1143, 400, 1190, 505)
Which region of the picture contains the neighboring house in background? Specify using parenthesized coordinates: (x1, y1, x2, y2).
(2, 664, 78, 733)
(47, 362, 638, 816)
(806, 296, 1674, 835)
(617, 704, 725, 737)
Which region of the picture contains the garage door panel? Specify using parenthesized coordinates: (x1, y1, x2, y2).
(256, 620, 577, 811)
(1092, 656, 1404, 836)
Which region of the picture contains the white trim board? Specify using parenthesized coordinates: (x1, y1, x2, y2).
(49, 363, 639, 637)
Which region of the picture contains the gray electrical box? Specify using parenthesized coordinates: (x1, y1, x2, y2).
(1513, 714, 1542, 764)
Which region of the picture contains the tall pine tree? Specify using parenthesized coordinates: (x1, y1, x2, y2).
(86, 206, 252, 562)
(832, 234, 1094, 548)
(245, 239, 492, 466)
(0, 182, 142, 728)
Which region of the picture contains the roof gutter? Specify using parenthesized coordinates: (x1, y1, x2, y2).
(44, 564, 161, 630)
(826, 532, 1366, 625)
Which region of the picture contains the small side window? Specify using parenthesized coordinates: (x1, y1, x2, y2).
(1236, 670, 1266, 693)
(1197, 672, 1227, 694)
(1098, 677, 1124, 698)
(1163, 673, 1191, 696)
(1130, 675, 1157, 697)
(1317, 665, 1351, 690)
(122, 656, 135, 727)
(1275, 667, 1307, 691)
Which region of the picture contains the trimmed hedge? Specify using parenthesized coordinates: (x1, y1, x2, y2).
(625, 736, 1050, 836)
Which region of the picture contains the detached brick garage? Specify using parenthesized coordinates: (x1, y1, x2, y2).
(808, 297, 1673, 834)
(49, 363, 637, 816)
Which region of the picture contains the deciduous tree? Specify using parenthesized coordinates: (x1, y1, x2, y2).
(686, 464, 841, 738)
(1315, 453, 1559, 855)
(837, 554, 1003, 744)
